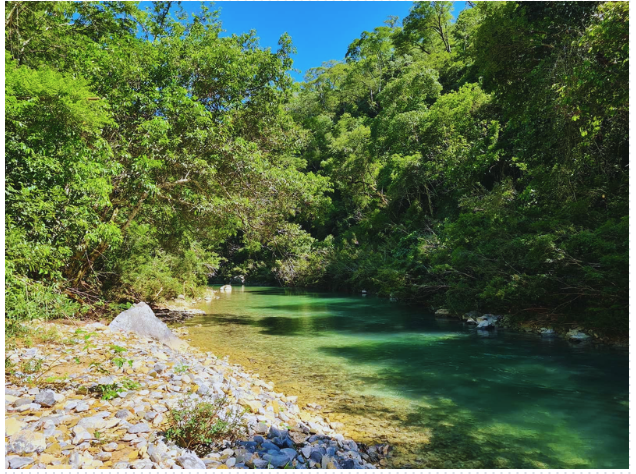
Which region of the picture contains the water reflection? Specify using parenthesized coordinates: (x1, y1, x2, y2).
(185, 286, 628, 469)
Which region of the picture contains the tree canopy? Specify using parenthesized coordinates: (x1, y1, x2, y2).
(5, 1, 629, 337)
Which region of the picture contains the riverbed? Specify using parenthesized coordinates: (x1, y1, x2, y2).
(184, 286, 628, 469)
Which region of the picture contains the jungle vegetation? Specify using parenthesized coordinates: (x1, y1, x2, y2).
(5, 1, 629, 336)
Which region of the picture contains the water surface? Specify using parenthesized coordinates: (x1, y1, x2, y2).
(185, 287, 628, 469)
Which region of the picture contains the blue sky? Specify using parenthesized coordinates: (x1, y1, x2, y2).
(171, 1, 468, 82)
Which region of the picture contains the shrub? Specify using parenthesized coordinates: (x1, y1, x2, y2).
(164, 395, 246, 456)
(5, 264, 82, 336)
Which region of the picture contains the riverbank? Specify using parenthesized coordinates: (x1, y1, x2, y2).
(432, 308, 629, 349)
(4, 319, 384, 469)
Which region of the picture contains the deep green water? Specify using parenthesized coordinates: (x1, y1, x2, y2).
(186, 286, 628, 469)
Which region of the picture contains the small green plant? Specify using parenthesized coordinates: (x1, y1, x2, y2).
(120, 378, 140, 390)
(80, 331, 97, 354)
(164, 395, 246, 456)
(174, 363, 189, 374)
(89, 361, 110, 374)
(73, 356, 81, 364)
(112, 357, 133, 369)
(93, 377, 140, 400)
(43, 375, 68, 383)
(109, 344, 127, 354)
(93, 382, 121, 400)
(21, 357, 44, 374)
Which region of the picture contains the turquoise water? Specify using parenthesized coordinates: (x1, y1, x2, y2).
(186, 286, 628, 469)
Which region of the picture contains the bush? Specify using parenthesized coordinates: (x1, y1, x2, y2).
(164, 395, 246, 456)
(5, 264, 82, 336)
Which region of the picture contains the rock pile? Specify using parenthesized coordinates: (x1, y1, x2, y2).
(4, 320, 382, 469)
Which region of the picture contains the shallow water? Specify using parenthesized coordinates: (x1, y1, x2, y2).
(185, 286, 628, 469)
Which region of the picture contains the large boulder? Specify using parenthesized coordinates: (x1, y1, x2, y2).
(109, 302, 186, 350)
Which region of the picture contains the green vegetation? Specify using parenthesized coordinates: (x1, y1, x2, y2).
(5, 2, 628, 336)
(165, 394, 246, 456)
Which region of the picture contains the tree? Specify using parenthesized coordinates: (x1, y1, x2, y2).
(395, 1, 454, 55)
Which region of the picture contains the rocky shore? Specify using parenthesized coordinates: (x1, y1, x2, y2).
(434, 309, 627, 348)
(4, 314, 386, 469)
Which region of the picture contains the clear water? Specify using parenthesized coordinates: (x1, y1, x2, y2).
(185, 286, 629, 469)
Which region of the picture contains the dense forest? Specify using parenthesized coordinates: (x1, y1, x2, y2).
(6, 1, 628, 337)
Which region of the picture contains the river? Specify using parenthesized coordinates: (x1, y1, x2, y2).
(183, 286, 628, 469)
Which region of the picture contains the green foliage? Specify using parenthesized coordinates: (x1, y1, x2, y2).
(4, 1, 628, 336)
(93, 378, 140, 400)
(289, 1, 628, 335)
(164, 395, 246, 456)
(174, 363, 189, 374)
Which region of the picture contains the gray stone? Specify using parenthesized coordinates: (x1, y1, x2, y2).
(153, 363, 167, 374)
(176, 453, 206, 469)
(103, 442, 119, 452)
(309, 449, 323, 463)
(128, 422, 150, 434)
(144, 411, 158, 421)
(567, 329, 591, 341)
(253, 458, 270, 469)
(98, 376, 116, 385)
(476, 319, 493, 329)
(94, 452, 112, 461)
(77, 416, 107, 431)
(8, 431, 46, 454)
(109, 302, 186, 350)
(263, 453, 292, 468)
(14, 398, 33, 407)
(268, 426, 288, 439)
(301, 446, 312, 458)
(262, 441, 280, 451)
(255, 422, 269, 434)
(8, 456, 34, 469)
(75, 402, 90, 413)
(281, 448, 298, 461)
(226, 457, 237, 467)
(115, 409, 133, 420)
(34, 389, 56, 407)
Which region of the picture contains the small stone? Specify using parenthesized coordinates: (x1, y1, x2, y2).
(153, 363, 167, 374)
(176, 453, 206, 469)
(115, 409, 133, 420)
(263, 453, 292, 468)
(94, 452, 112, 461)
(34, 389, 56, 407)
(8, 430, 47, 454)
(5, 417, 25, 437)
(76, 416, 106, 431)
(75, 402, 90, 413)
(225, 457, 236, 467)
(8, 456, 34, 469)
(103, 442, 119, 452)
(255, 422, 269, 434)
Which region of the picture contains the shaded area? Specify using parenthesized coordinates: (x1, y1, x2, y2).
(318, 336, 628, 468)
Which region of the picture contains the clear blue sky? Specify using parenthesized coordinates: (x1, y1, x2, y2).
(170, 1, 467, 82)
